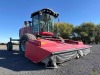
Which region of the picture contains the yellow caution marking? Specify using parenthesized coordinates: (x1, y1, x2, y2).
(41, 42, 46, 45)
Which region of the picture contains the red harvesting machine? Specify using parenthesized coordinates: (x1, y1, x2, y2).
(7, 8, 92, 68)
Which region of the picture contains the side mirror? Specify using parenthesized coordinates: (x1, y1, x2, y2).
(24, 21, 27, 27)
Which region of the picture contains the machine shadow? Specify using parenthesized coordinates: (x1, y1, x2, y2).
(0, 49, 47, 71)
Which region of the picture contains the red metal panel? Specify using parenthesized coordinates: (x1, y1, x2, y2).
(19, 26, 33, 38)
(25, 41, 51, 63)
(39, 32, 54, 36)
(65, 39, 83, 45)
(40, 39, 57, 47)
(25, 39, 91, 63)
(41, 43, 90, 53)
(38, 39, 89, 53)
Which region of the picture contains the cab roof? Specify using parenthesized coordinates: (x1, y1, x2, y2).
(31, 8, 59, 18)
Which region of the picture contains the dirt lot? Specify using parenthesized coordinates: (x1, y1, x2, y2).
(0, 45, 100, 75)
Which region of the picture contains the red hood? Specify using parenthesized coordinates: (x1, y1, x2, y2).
(32, 39, 91, 53)
(25, 39, 91, 63)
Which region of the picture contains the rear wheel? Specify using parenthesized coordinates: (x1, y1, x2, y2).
(7, 42, 13, 51)
(19, 33, 36, 53)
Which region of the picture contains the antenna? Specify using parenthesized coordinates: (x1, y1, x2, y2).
(57, 18, 60, 37)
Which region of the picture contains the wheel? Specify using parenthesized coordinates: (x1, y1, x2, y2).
(19, 33, 36, 53)
(7, 42, 13, 51)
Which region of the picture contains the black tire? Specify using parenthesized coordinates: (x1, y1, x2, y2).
(7, 42, 13, 51)
(19, 33, 36, 53)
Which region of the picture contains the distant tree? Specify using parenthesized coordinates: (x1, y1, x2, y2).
(54, 22, 74, 39)
(73, 22, 96, 44)
(54, 22, 100, 44)
(72, 26, 82, 41)
(95, 24, 100, 44)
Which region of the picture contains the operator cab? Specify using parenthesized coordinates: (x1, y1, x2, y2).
(31, 8, 59, 36)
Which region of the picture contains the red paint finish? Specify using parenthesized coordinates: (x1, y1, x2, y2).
(44, 38, 83, 45)
(64, 39, 83, 45)
(41, 44, 90, 53)
(25, 41, 51, 63)
(19, 26, 33, 38)
(40, 39, 57, 47)
(39, 32, 54, 36)
(25, 39, 91, 63)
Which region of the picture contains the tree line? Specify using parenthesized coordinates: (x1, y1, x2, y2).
(54, 22, 100, 44)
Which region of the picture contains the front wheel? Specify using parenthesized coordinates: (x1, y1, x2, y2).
(19, 36, 28, 54)
(19, 33, 36, 53)
(20, 39, 27, 52)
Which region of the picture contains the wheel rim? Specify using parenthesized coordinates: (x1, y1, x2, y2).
(21, 40, 26, 51)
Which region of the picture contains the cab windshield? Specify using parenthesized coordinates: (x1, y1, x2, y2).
(39, 13, 54, 32)
(32, 13, 54, 33)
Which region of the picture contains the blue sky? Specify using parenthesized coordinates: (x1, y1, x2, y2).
(0, 0, 100, 42)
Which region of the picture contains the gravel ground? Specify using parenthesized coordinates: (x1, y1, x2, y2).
(0, 45, 100, 75)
